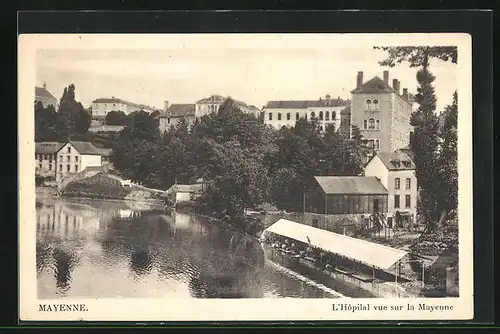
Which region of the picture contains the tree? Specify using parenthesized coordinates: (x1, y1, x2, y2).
(105, 110, 129, 126)
(376, 46, 458, 233)
(58, 84, 91, 140)
(35, 101, 66, 141)
(437, 92, 458, 221)
(374, 46, 457, 68)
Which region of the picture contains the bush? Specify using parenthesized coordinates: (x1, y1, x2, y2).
(62, 173, 131, 199)
(35, 175, 44, 186)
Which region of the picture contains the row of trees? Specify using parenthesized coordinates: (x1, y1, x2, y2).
(111, 99, 369, 218)
(376, 46, 458, 232)
(35, 84, 91, 142)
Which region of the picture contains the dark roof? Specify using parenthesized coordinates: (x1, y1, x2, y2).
(196, 95, 226, 104)
(368, 151, 416, 171)
(92, 98, 157, 111)
(35, 87, 57, 101)
(314, 176, 388, 195)
(35, 142, 64, 154)
(167, 104, 196, 117)
(264, 98, 350, 109)
(68, 141, 101, 155)
(351, 76, 395, 94)
(96, 148, 113, 157)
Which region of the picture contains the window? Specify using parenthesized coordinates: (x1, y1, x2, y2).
(49, 164, 52, 171)
(296, 112, 300, 121)
(268, 112, 273, 120)
(405, 195, 411, 208)
(331, 111, 336, 120)
(59, 164, 62, 172)
(375, 139, 380, 150)
(38, 163, 42, 169)
(67, 147, 71, 154)
(49, 155, 52, 162)
(373, 99, 379, 110)
(311, 112, 315, 118)
(286, 113, 290, 121)
(277, 113, 282, 121)
(394, 195, 400, 208)
(368, 118, 375, 129)
(363, 120, 368, 129)
(325, 111, 330, 121)
(319, 111, 323, 120)
(67, 156, 71, 162)
(365, 99, 372, 110)
(395, 178, 400, 190)
(376, 120, 380, 130)
(75, 165, 79, 172)
(405, 178, 411, 190)
(319, 125, 323, 131)
(67, 165, 71, 172)
(75, 156, 79, 162)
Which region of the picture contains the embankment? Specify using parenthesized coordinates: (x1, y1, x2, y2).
(61, 173, 164, 204)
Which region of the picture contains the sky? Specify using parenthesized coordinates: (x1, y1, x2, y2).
(36, 44, 457, 113)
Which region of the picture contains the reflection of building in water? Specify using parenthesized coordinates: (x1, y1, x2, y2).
(36, 200, 102, 240)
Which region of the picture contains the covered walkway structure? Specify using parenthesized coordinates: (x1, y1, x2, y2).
(263, 219, 411, 283)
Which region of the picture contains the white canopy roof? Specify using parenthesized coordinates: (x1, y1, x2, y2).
(265, 219, 408, 270)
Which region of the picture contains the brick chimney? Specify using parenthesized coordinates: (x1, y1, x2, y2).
(164, 100, 170, 112)
(356, 71, 363, 89)
(402, 88, 408, 99)
(383, 71, 389, 84)
(393, 79, 400, 95)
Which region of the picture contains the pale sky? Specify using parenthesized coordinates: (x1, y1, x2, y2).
(36, 44, 457, 112)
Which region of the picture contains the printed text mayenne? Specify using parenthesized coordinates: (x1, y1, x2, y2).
(39, 304, 88, 312)
(332, 303, 454, 312)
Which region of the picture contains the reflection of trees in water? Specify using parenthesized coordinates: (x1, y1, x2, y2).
(52, 247, 77, 294)
(36, 242, 52, 276)
(188, 275, 248, 299)
(129, 248, 154, 276)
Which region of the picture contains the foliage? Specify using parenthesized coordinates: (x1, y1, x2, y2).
(35, 102, 65, 142)
(62, 173, 131, 199)
(105, 110, 129, 126)
(437, 92, 458, 213)
(58, 84, 91, 140)
(374, 46, 458, 68)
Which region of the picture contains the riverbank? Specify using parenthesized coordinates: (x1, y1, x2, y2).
(57, 173, 164, 205)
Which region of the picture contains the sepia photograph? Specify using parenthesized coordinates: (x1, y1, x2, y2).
(19, 33, 473, 321)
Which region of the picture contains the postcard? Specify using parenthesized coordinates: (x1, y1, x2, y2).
(19, 33, 473, 321)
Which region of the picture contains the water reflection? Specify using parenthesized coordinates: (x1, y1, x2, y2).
(36, 197, 339, 299)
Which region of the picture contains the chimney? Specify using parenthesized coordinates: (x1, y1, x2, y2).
(43, 82, 47, 89)
(325, 94, 331, 101)
(356, 71, 363, 89)
(383, 71, 389, 84)
(402, 88, 408, 99)
(393, 79, 400, 95)
(164, 101, 170, 111)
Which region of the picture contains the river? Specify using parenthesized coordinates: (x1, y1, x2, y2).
(36, 197, 341, 299)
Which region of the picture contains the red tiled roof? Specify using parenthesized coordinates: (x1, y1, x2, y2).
(314, 176, 388, 195)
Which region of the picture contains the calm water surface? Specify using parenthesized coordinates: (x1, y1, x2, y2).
(36, 197, 340, 299)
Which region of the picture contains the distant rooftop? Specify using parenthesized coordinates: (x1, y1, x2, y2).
(35, 86, 57, 101)
(314, 176, 388, 195)
(92, 97, 158, 111)
(264, 97, 350, 109)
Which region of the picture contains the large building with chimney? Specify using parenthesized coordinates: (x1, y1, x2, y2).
(262, 94, 350, 132)
(350, 70, 413, 154)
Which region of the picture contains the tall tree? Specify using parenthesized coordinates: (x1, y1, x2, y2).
(376, 46, 457, 232)
(58, 84, 91, 140)
(35, 101, 65, 141)
(105, 110, 129, 126)
(437, 91, 458, 221)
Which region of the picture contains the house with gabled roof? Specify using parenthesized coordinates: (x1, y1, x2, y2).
(35, 83, 58, 108)
(35, 141, 103, 181)
(364, 150, 418, 228)
(263, 94, 350, 131)
(350, 70, 414, 155)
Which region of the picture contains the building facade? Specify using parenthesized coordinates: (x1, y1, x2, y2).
(159, 95, 261, 133)
(364, 151, 418, 227)
(35, 141, 103, 181)
(91, 97, 159, 120)
(350, 71, 413, 154)
(35, 83, 58, 108)
(263, 95, 350, 131)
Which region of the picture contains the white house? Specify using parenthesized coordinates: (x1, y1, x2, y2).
(364, 150, 418, 228)
(263, 94, 350, 131)
(35, 141, 103, 181)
